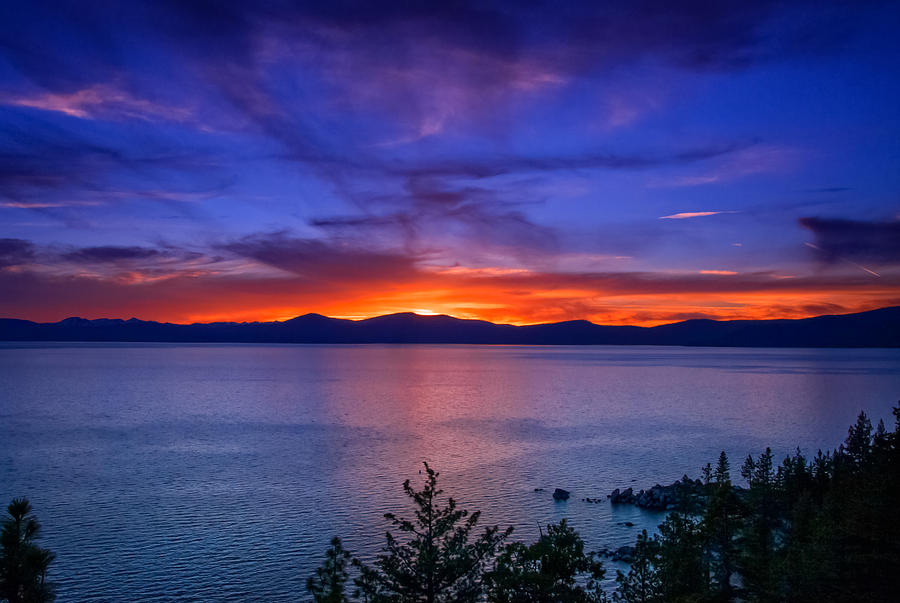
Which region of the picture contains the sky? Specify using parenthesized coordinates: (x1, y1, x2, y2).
(1, 0, 899, 326)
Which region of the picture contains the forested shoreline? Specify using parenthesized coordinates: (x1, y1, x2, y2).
(307, 404, 900, 602)
(3, 404, 899, 602)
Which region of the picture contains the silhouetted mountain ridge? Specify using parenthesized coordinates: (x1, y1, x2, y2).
(1, 307, 898, 347)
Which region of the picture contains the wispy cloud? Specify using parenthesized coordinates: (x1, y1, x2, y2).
(0, 200, 104, 209)
(0, 112, 229, 211)
(659, 211, 738, 220)
(0, 84, 193, 123)
(650, 145, 801, 188)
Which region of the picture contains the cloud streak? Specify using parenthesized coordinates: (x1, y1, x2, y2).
(0, 84, 193, 123)
(61, 245, 163, 263)
(660, 211, 738, 220)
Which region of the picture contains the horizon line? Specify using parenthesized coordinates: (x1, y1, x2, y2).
(3, 304, 897, 330)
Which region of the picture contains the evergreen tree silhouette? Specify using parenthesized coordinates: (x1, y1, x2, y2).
(354, 463, 512, 603)
(0, 498, 55, 603)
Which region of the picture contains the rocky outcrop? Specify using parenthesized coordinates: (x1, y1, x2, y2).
(608, 475, 706, 511)
(599, 545, 636, 563)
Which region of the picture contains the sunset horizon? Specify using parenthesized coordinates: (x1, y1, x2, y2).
(2, 3, 900, 601)
(5, 299, 900, 329)
(2, 2, 899, 329)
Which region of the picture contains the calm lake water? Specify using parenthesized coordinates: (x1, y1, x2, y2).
(1, 343, 899, 601)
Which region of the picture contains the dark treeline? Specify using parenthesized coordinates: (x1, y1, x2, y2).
(615, 404, 900, 603)
(311, 404, 900, 602)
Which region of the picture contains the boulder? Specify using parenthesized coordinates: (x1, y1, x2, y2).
(612, 545, 635, 563)
(552, 488, 570, 501)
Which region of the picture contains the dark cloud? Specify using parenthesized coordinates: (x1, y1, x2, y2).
(309, 216, 399, 229)
(0, 112, 229, 216)
(0, 117, 115, 195)
(147, 0, 882, 75)
(0, 2, 746, 90)
(0, 1, 882, 151)
(62, 245, 162, 263)
(218, 231, 421, 281)
(0, 238, 35, 268)
(407, 177, 558, 253)
(302, 142, 748, 260)
(803, 187, 850, 193)
(310, 176, 558, 258)
(0, 0, 853, 233)
(383, 142, 753, 180)
(0, 240, 214, 279)
(799, 217, 900, 264)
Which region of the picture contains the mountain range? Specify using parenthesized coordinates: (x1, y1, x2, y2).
(1, 306, 898, 347)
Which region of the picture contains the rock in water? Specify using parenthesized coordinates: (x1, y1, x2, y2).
(607, 477, 716, 510)
(612, 545, 635, 563)
(552, 488, 570, 501)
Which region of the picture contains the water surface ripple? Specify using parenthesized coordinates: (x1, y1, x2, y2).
(1, 344, 899, 601)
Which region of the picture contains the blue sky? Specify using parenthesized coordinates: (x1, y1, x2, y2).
(1, 0, 898, 324)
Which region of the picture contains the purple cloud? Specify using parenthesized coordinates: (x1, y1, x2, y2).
(0, 238, 35, 268)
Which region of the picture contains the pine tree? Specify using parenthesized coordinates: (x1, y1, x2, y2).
(844, 412, 873, 469)
(714, 451, 730, 485)
(655, 511, 706, 601)
(0, 498, 55, 603)
(355, 463, 512, 603)
(486, 519, 606, 602)
(613, 530, 660, 603)
(701, 463, 712, 486)
(705, 451, 738, 600)
(307, 537, 351, 603)
(740, 448, 778, 601)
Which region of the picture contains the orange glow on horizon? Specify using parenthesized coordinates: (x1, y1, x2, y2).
(167, 288, 900, 328)
(3, 261, 898, 327)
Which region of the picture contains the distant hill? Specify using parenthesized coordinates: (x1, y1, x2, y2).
(1, 307, 898, 347)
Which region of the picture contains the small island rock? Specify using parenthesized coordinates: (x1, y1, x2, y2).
(552, 488, 570, 501)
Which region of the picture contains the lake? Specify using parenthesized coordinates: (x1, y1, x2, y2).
(1, 343, 899, 601)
